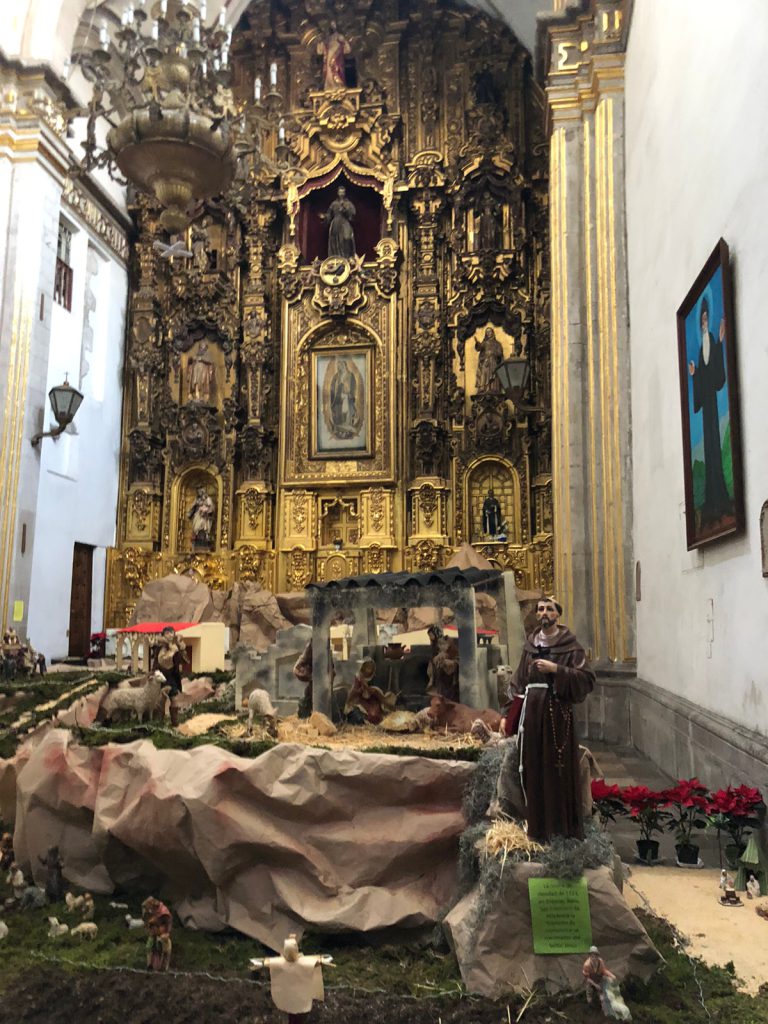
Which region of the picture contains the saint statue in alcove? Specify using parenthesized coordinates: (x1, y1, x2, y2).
(481, 488, 504, 538)
(321, 186, 357, 258)
(318, 21, 352, 90)
(477, 195, 500, 252)
(475, 326, 504, 393)
(188, 486, 216, 547)
(186, 342, 216, 404)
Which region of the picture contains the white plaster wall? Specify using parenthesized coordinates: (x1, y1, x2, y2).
(625, 1, 768, 736)
(26, 224, 126, 660)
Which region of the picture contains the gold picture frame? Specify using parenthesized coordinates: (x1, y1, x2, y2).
(311, 347, 373, 459)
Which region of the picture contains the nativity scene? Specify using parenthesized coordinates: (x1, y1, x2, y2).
(0, 0, 765, 1021)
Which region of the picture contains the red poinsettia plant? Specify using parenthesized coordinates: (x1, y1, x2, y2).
(591, 779, 628, 828)
(663, 778, 709, 847)
(622, 785, 671, 842)
(707, 785, 764, 849)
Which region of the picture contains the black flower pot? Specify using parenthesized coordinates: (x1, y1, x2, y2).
(636, 839, 660, 863)
(675, 842, 700, 865)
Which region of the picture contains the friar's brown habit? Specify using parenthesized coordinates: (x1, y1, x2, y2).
(506, 627, 594, 842)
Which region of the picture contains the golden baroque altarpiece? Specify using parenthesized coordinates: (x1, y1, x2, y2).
(106, 0, 553, 625)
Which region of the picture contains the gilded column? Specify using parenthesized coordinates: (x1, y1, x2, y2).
(542, 0, 635, 665)
(235, 199, 277, 565)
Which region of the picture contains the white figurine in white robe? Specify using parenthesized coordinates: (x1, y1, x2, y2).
(250, 933, 332, 1020)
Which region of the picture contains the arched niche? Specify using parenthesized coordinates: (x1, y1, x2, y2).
(466, 457, 521, 545)
(172, 467, 222, 554)
(298, 171, 384, 264)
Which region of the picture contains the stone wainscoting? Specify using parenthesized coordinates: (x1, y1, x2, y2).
(576, 672, 768, 789)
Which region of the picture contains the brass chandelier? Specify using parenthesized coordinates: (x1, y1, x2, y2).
(73, 0, 286, 232)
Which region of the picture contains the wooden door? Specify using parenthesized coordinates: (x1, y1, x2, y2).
(68, 543, 94, 658)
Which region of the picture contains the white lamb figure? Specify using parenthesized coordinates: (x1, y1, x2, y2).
(0, 920, 8, 940)
(125, 914, 144, 930)
(109, 901, 129, 910)
(246, 688, 278, 736)
(71, 922, 98, 940)
(65, 892, 85, 914)
(47, 917, 69, 938)
(100, 672, 169, 725)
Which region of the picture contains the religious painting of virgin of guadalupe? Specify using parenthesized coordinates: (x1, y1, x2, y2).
(676, 239, 744, 549)
(312, 349, 372, 458)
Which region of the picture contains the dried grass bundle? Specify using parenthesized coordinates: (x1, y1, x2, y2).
(480, 817, 545, 864)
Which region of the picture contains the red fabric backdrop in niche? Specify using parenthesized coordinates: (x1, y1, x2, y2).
(299, 176, 384, 263)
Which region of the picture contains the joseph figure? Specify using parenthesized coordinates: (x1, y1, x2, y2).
(500, 596, 594, 842)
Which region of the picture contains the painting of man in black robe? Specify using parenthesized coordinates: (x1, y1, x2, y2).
(677, 241, 744, 549)
(687, 296, 731, 528)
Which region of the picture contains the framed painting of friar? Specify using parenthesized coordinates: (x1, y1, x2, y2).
(312, 348, 372, 459)
(676, 238, 744, 549)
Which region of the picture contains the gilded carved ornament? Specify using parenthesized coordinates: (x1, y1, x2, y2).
(238, 545, 268, 584)
(173, 555, 227, 590)
(130, 490, 153, 532)
(243, 489, 266, 530)
(312, 255, 367, 316)
(365, 544, 386, 574)
(291, 492, 310, 535)
(418, 484, 439, 530)
(411, 539, 440, 572)
(122, 547, 151, 595)
(287, 547, 312, 590)
(368, 489, 386, 533)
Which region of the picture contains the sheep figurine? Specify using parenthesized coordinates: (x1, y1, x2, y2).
(81, 893, 95, 922)
(64, 892, 85, 914)
(99, 672, 169, 725)
(109, 901, 128, 910)
(0, 920, 8, 940)
(245, 688, 278, 738)
(47, 917, 69, 939)
(125, 914, 144, 930)
(71, 922, 98, 941)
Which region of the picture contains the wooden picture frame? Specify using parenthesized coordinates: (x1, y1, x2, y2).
(676, 238, 744, 549)
(311, 347, 373, 459)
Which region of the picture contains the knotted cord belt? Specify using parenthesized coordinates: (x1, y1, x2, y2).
(518, 682, 550, 806)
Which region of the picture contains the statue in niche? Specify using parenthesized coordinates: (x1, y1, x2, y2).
(481, 487, 505, 538)
(318, 21, 351, 91)
(321, 186, 356, 259)
(477, 196, 500, 252)
(188, 486, 216, 548)
(186, 342, 216, 404)
(191, 221, 210, 273)
(475, 326, 504, 393)
(473, 67, 500, 107)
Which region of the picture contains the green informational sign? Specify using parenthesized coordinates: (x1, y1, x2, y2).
(528, 877, 592, 954)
